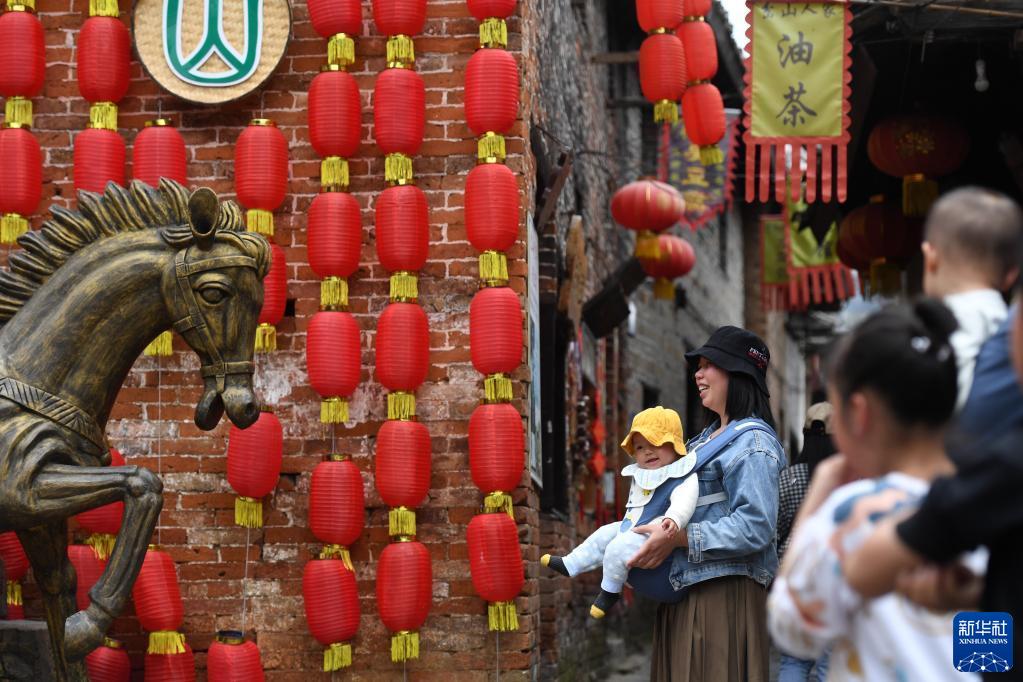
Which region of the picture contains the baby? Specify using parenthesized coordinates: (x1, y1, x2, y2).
(542, 406, 697, 618)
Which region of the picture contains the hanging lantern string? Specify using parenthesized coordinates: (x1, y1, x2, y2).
(495, 630, 500, 682)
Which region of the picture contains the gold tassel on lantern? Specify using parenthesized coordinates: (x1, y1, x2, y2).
(6, 581, 22, 607)
(386, 35, 415, 66)
(388, 506, 416, 537)
(143, 331, 173, 357)
(327, 33, 355, 68)
(319, 544, 354, 571)
(391, 630, 419, 663)
(235, 496, 263, 528)
(1, 214, 28, 244)
(479, 17, 508, 48)
(479, 251, 508, 284)
(4, 97, 32, 128)
(385, 153, 414, 185)
(89, 102, 118, 131)
(902, 173, 938, 217)
(89, 0, 118, 16)
(321, 276, 349, 308)
(478, 132, 506, 162)
(634, 231, 660, 259)
(389, 271, 419, 302)
(320, 397, 349, 424)
(484, 491, 514, 518)
(387, 391, 417, 420)
(85, 533, 117, 560)
(487, 601, 519, 632)
(323, 642, 353, 671)
(147, 630, 186, 655)
(246, 209, 275, 236)
(653, 100, 679, 125)
(485, 373, 513, 402)
(699, 145, 724, 166)
(653, 278, 675, 300)
(255, 324, 277, 352)
(321, 156, 349, 191)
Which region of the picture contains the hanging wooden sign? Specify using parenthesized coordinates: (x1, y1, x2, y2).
(133, 0, 291, 104)
(744, 1, 852, 204)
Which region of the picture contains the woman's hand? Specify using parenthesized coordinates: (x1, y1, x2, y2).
(895, 563, 983, 613)
(626, 521, 687, 570)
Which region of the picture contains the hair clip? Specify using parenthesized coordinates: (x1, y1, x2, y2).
(910, 336, 931, 353)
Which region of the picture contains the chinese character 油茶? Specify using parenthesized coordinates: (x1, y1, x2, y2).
(777, 31, 814, 68)
(776, 82, 818, 127)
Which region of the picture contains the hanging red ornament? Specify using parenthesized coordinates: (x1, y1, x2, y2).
(68, 543, 106, 611)
(678, 18, 717, 83)
(465, 48, 519, 161)
(681, 82, 726, 165)
(226, 409, 283, 528)
(307, 312, 361, 423)
(0, 124, 42, 244)
(75, 447, 125, 560)
(0, 531, 28, 616)
(256, 242, 288, 352)
(375, 419, 431, 537)
(77, 16, 131, 130)
(467, 0, 516, 47)
(371, 0, 426, 65)
(235, 119, 289, 235)
(132, 547, 186, 654)
(207, 631, 265, 682)
(309, 68, 362, 190)
(377, 539, 431, 662)
(682, 0, 711, 17)
(309, 455, 365, 568)
(375, 184, 428, 301)
(469, 403, 523, 516)
(306, 0, 362, 66)
(838, 195, 921, 295)
(465, 162, 518, 284)
(636, 0, 685, 32)
(144, 644, 196, 682)
(470, 286, 522, 403)
(467, 512, 523, 631)
(133, 119, 188, 188)
(308, 191, 362, 308)
(375, 302, 429, 419)
(639, 234, 696, 299)
(0, 6, 45, 127)
(73, 127, 126, 195)
(85, 637, 131, 682)
(303, 558, 360, 671)
(639, 33, 686, 124)
(610, 179, 685, 258)
(373, 67, 425, 184)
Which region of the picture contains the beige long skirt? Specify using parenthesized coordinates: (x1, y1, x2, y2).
(650, 575, 771, 682)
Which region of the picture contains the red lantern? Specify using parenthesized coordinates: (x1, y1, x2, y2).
(683, 0, 711, 17)
(76, 448, 126, 560)
(469, 403, 523, 515)
(838, 196, 921, 294)
(465, 48, 519, 160)
(375, 302, 429, 419)
(610, 180, 685, 258)
(0, 7, 45, 127)
(78, 17, 130, 104)
(256, 242, 288, 352)
(636, 0, 685, 32)
(639, 32, 686, 124)
(144, 644, 196, 682)
(467, 512, 523, 631)
(681, 82, 725, 165)
(303, 558, 360, 671)
(373, 68, 425, 184)
(0, 125, 42, 244)
(309, 455, 365, 567)
(372, 0, 426, 65)
(235, 119, 289, 235)
(307, 0, 362, 66)
(307, 312, 361, 423)
(376, 540, 431, 662)
(639, 234, 696, 299)
(85, 638, 131, 682)
(376, 184, 428, 301)
(470, 286, 522, 402)
(0, 531, 28, 615)
(132, 548, 186, 654)
(467, 0, 516, 47)
(867, 115, 970, 216)
(678, 18, 717, 82)
(466, 162, 518, 283)
(133, 120, 188, 188)
(226, 409, 283, 528)
(309, 69, 362, 190)
(73, 127, 126, 195)
(68, 544, 106, 612)
(208, 632, 265, 682)
(375, 419, 431, 536)
(308, 191, 362, 308)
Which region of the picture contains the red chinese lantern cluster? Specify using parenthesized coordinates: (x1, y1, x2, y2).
(235, 119, 288, 236)
(0, 1, 44, 129)
(0, 531, 28, 619)
(73, 0, 130, 195)
(133, 547, 187, 655)
(610, 179, 686, 259)
(226, 409, 283, 528)
(376, 183, 429, 302)
(0, 123, 42, 245)
(639, 233, 697, 299)
(376, 539, 431, 662)
(636, 0, 686, 124)
(303, 557, 360, 671)
(255, 241, 288, 352)
(75, 447, 126, 559)
(85, 637, 131, 682)
(208, 631, 265, 682)
(68, 544, 106, 611)
(144, 643, 196, 682)
(309, 455, 365, 570)
(679, 0, 725, 165)
(467, 512, 523, 631)
(307, 311, 361, 423)
(837, 195, 922, 295)
(376, 419, 430, 536)
(469, 402, 523, 515)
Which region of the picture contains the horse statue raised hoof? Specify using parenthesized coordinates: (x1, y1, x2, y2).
(0, 180, 271, 681)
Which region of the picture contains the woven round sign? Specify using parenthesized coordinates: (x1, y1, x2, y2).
(133, 0, 291, 104)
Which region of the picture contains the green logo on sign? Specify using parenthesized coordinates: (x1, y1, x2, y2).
(163, 0, 262, 87)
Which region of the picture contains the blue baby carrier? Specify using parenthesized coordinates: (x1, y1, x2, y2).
(625, 418, 776, 603)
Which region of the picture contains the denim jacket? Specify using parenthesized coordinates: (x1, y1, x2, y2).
(668, 420, 786, 591)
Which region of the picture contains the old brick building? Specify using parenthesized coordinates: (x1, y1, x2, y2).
(2, 0, 806, 678)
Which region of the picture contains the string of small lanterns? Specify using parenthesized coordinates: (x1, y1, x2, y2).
(679, 0, 726, 165)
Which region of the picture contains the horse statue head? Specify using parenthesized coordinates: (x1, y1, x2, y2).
(0, 179, 270, 680)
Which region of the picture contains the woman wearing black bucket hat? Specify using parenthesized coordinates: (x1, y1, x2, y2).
(627, 326, 785, 682)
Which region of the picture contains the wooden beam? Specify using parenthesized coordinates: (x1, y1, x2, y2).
(534, 151, 574, 234)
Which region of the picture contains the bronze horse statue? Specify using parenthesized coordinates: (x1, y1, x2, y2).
(0, 179, 270, 680)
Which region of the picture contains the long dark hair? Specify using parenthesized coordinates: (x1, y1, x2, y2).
(795, 421, 837, 476)
(701, 372, 777, 432)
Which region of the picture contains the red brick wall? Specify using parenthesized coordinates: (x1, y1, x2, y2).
(6, 0, 538, 677)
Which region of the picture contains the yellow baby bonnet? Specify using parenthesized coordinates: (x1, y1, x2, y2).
(620, 406, 686, 457)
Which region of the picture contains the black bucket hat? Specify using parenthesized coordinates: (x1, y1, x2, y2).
(685, 326, 771, 397)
